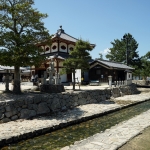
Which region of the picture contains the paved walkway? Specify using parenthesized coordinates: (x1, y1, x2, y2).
(61, 93, 150, 150)
(62, 109, 150, 150)
(0, 82, 37, 92)
(0, 82, 109, 93)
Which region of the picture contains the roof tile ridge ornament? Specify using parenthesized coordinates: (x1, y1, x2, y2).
(57, 25, 65, 34)
(56, 25, 78, 40)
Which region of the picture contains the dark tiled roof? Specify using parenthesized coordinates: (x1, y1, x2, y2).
(52, 26, 78, 43)
(46, 52, 69, 60)
(90, 60, 134, 70)
(52, 26, 95, 48)
(0, 65, 26, 70)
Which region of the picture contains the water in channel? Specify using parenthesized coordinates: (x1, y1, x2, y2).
(2, 100, 150, 150)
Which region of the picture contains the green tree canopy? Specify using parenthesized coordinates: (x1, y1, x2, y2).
(62, 39, 94, 90)
(95, 53, 103, 60)
(0, 0, 51, 93)
(106, 33, 140, 67)
(140, 52, 150, 80)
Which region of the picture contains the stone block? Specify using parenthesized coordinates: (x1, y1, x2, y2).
(37, 102, 50, 115)
(1, 118, 11, 123)
(29, 110, 36, 117)
(20, 109, 30, 119)
(49, 97, 61, 112)
(5, 111, 13, 118)
(34, 96, 42, 104)
(78, 98, 87, 105)
(5, 105, 13, 112)
(22, 105, 27, 108)
(27, 104, 33, 110)
(0, 113, 4, 119)
(32, 104, 38, 111)
(0, 101, 6, 107)
(11, 115, 18, 121)
(25, 96, 34, 104)
(17, 100, 25, 106)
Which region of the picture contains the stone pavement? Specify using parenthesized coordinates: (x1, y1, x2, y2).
(0, 91, 150, 148)
(61, 93, 150, 150)
(0, 82, 37, 92)
(62, 109, 150, 150)
(0, 82, 109, 94)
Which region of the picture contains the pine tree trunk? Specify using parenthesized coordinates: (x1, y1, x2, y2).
(73, 69, 75, 91)
(13, 66, 21, 94)
(5, 70, 9, 92)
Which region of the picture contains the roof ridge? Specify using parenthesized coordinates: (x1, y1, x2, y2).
(99, 59, 125, 65)
(62, 32, 78, 40)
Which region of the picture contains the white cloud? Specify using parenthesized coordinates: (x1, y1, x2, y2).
(99, 48, 110, 59)
(100, 48, 110, 55)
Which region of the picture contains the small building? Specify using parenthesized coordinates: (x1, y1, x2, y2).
(89, 60, 134, 85)
(0, 65, 27, 82)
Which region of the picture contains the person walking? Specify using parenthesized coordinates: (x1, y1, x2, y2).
(31, 75, 35, 82)
(34, 74, 38, 82)
(2, 75, 5, 84)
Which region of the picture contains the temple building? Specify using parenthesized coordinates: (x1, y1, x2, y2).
(31, 26, 95, 83)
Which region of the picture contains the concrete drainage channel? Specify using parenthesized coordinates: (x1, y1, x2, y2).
(1, 98, 150, 149)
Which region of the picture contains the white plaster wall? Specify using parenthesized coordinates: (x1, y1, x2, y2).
(51, 42, 58, 52)
(60, 42, 67, 53)
(126, 79, 132, 85)
(68, 44, 74, 53)
(41, 46, 44, 50)
(58, 68, 67, 82)
(127, 72, 132, 80)
(59, 61, 64, 67)
(60, 74, 67, 82)
(44, 45, 50, 54)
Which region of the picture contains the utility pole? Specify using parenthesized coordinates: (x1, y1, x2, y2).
(123, 34, 132, 66)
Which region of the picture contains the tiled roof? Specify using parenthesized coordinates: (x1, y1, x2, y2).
(46, 52, 69, 60)
(0, 68, 4, 71)
(0, 65, 26, 70)
(52, 26, 78, 43)
(52, 26, 95, 48)
(90, 60, 134, 70)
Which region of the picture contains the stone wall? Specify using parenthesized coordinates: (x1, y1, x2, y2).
(111, 84, 139, 97)
(132, 80, 148, 85)
(0, 84, 138, 123)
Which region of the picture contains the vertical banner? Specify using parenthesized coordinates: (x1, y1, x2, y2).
(72, 69, 81, 82)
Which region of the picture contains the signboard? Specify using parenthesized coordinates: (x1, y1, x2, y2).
(72, 69, 81, 83)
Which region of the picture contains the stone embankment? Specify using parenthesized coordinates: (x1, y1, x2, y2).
(0, 92, 150, 148)
(0, 84, 137, 123)
(0, 84, 148, 148)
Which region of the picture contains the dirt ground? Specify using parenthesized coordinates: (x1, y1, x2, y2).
(118, 126, 150, 150)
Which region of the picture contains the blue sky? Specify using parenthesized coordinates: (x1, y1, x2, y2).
(34, 0, 150, 59)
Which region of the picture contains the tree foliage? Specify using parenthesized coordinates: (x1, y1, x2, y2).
(0, 0, 51, 93)
(95, 53, 103, 60)
(62, 39, 93, 90)
(106, 33, 140, 67)
(139, 52, 150, 80)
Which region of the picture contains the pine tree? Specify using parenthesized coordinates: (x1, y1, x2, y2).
(140, 52, 150, 80)
(106, 33, 140, 66)
(62, 39, 93, 90)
